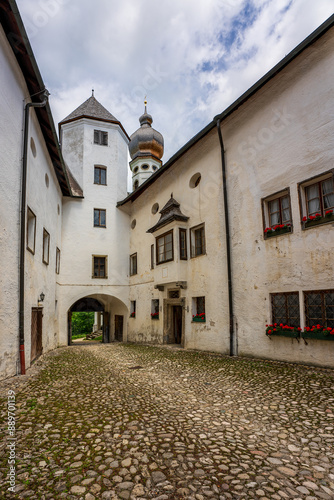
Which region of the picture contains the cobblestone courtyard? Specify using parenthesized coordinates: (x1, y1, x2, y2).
(1, 344, 334, 500)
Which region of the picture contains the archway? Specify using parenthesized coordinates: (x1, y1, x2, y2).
(67, 294, 128, 346)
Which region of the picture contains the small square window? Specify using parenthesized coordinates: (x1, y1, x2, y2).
(56, 247, 60, 274)
(262, 190, 292, 238)
(27, 207, 36, 254)
(304, 290, 334, 329)
(42, 228, 50, 265)
(94, 166, 107, 185)
(94, 130, 108, 146)
(92, 255, 107, 278)
(130, 300, 136, 318)
(190, 224, 205, 258)
(94, 208, 106, 227)
(270, 292, 300, 327)
(192, 296, 206, 322)
(130, 253, 137, 276)
(156, 230, 174, 264)
(179, 228, 187, 260)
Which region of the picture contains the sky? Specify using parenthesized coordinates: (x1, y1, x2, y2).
(16, 0, 334, 163)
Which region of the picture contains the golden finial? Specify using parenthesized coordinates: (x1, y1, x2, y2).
(144, 96, 147, 112)
(92, 88, 94, 97)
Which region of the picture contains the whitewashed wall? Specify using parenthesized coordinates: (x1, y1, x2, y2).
(223, 28, 334, 367)
(0, 25, 63, 378)
(58, 118, 130, 343)
(125, 129, 230, 354)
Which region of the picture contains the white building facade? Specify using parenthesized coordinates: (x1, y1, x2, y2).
(0, 0, 334, 380)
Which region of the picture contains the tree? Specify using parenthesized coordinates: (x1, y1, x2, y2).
(71, 312, 95, 337)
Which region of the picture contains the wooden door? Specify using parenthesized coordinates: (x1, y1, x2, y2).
(103, 312, 110, 343)
(31, 308, 43, 362)
(114, 315, 123, 341)
(173, 306, 182, 344)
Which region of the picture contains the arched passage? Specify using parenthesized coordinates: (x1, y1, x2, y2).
(67, 294, 128, 345)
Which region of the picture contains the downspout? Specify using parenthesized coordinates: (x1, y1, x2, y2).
(19, 90, 49, 375)
(216, 119, 235, 356)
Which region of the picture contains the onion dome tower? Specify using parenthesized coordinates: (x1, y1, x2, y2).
(128, 99, 164, 190)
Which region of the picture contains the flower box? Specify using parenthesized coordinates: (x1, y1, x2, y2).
(303, 212, 334, 228)
(151, 313, 159, 320)
(264, 224, 292, 239)
(302, 325, 334, 341)
(130, 312, 135, 318)
(193, 314, 206, 323)
(266, 324, 300, 339)
(302, 331, 334, 341)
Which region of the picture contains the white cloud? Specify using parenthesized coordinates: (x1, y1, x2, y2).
(16, 0, 334, 162)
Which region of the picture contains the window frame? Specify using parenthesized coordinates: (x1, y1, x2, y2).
(26, 207, 36, 254)
(55, 247, 60, 274)
(304, 289, 334, 329)
(190, 223, 206, 258)
(130, 253, 138, 276)
(94, 129, 108, 146)
(179, 228, 187, 260)
(42, 228, 50, 265)
(155, 229, 174, 265)
(94, 208, 106, 228)
(130, 300, 136, 317)
(261, 188, 292, 238)
(92, 255, 108, 279)
(150, 244, 154, 270)
(94, 166, 107, 185)
(270, 291, 300, 328)
(192, 296, 206, 322)
(298, 170, 334, 228)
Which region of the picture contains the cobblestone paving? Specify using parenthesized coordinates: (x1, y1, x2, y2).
(1, 343, 334, 499)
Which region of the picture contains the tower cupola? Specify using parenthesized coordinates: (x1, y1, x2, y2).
(129, 100, 164, 190)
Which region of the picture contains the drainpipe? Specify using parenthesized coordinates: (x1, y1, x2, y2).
(216, 119, 235, 356)
(19, 90, 49, 375)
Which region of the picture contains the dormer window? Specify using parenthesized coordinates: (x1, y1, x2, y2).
(94, 130, 108, 146)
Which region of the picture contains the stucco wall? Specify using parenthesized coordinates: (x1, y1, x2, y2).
(223, 28, 334, 367)
(126, 129, 230, 353)
(0, 25, 64, 378)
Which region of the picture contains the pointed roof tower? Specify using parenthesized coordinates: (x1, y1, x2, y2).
(59, 92, 129, 139)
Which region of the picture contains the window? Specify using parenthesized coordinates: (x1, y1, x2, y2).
(134, 180, 139, 190)
(270, 292, 300, 327)
(156, 230, 173, 264)
(94, 166, 106, 185)
(193, 296, 206, 322)
(27, 207, 36, 254)
(190, 224, 205, 258)
(130, 300, 136, 318)
(299, 172, 334, 227)
(305, 178, 334, 217)
(56, 247, 60, 274)
(151, 299, 159, 319)
(179, 228, 187, 260)
(169, 290, 180, 299)
(304, 290, 334, 329)
(262, 190, 292, 238)
(94, 130, 108, 146)
(151, 244, 154, 269)
(94, 208, 106, 227)
(268, 195, 291, 227)
(92, 256, 107, 278)
(142, 164, 149, 170)
(130, 253, 137, 276)
(42, 229, 50, 265)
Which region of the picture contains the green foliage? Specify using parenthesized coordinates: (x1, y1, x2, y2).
(71, 312, 95, 337)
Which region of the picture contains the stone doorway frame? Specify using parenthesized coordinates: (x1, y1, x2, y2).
(163, 297, 185, 347)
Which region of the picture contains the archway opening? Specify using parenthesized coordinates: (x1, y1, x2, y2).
(68, 297, 105, 345)
(67, 294, 128, 346)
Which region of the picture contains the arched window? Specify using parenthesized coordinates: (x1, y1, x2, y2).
(134, 180, 139, 190)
